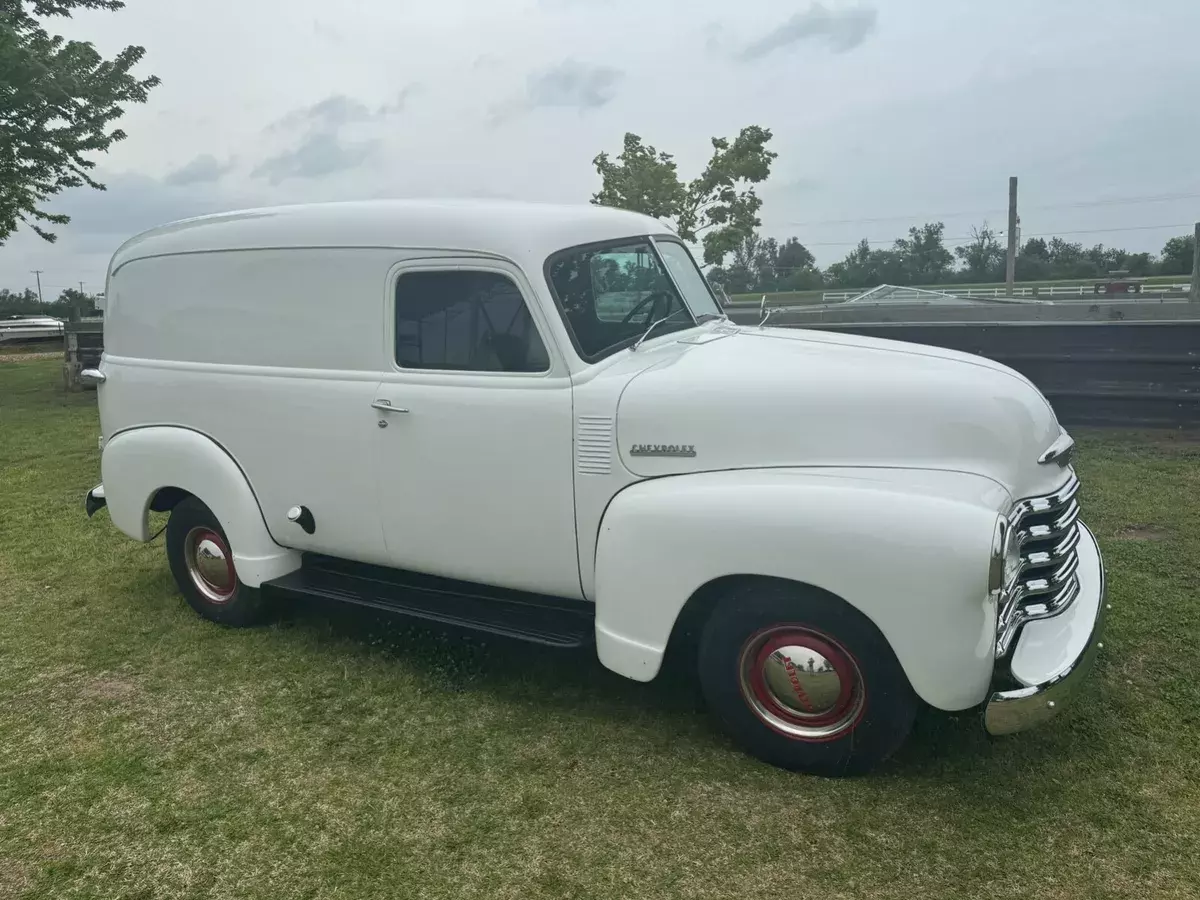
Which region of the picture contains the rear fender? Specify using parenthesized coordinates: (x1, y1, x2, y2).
(101, 426, 300, 586)
(593, 467, 1011, 711)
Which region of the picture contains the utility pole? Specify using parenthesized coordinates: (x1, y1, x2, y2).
(79, 281, 85, 294)
(1191, 222, 1200, 303)
(31, 270, 44, 303)
(1005, 176, 1018, 297)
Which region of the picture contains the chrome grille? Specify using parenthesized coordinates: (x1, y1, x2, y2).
(996, 473, 1082, 657)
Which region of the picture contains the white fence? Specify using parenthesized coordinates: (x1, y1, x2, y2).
(819, 283, 1192, 303)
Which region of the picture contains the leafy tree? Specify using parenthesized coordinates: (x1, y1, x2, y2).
(824, 238, 902, 289)
(707, 231, 821, 294)
(0, 285, 99, 317)
(893, 222, 953, 284)
(824, 239, 873, 288)
(1123, 252, 1154, 277)
(776, 236, 815, 274)
(1046, 238, 1086, 276)
(592, 126, 778, 265)
(0, 287, 40, 314)
(1, 0, 159, 244)
(1159, 234, 1195, 276)
(1021, 237, 1050, 261)
(771, 237, 822, 291)
(56, 285, 97, 318)
(954, 224, 1006, 282)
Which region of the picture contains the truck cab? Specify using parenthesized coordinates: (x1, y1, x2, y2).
(83, 200, 1106, 775)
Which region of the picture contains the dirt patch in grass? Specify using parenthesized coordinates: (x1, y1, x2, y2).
(79, 675, 140, 701)
(1113, 523, 1172, 541)
(0, 858, 34, 896)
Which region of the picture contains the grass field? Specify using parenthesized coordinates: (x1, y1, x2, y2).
(2, 357, 1199, 899)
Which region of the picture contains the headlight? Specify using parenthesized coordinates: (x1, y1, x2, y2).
(988, 518, 1022, 597)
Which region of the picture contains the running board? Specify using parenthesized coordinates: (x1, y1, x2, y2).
(261, 555, 595, 649)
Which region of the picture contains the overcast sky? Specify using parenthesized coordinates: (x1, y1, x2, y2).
(5, 0, 1200, 296)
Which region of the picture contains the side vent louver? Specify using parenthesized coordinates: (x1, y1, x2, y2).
(576, 416, 614, 475)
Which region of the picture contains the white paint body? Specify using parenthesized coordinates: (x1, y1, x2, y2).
(94, 200, 1082, 713)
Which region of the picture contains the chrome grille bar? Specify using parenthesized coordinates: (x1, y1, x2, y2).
(1021, 526, 1080, 572)
(996, 472, 1084, 658)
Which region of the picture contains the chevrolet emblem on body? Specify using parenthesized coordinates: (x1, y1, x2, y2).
(629, 443, 697, 458)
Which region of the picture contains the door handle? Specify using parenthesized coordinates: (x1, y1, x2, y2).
(371, 400, 409, 413)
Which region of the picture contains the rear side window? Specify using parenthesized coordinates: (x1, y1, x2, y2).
(394, 271, 550, 373)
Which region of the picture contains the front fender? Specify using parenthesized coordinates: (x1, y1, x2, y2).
(101, 427, 300, 586)
(593, 467, 1011, 711)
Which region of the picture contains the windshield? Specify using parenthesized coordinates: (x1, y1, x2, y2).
(545, 237, 718, 361)
(652, 239, 724, 319)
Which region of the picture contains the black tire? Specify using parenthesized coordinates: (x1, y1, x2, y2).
(165, 496, 271, 627)
(697, 580, 917, 776)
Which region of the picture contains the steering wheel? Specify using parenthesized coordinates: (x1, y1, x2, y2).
(620, 291, 672, 326)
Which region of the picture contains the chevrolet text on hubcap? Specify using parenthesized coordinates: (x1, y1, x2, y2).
(738, 626, 865, 741)
(184, 527, 236, 603)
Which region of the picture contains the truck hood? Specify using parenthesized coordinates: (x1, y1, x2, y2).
(616, 325, 1063, 497)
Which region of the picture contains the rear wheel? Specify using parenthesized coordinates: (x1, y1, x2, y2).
(166, 496, 271, 627)
(697, 580, 917, 776)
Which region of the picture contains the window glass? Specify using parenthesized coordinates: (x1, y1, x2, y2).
(653, 240, 723, 318)
(394, 271, 549, 372)
(546, 240, 696, 360)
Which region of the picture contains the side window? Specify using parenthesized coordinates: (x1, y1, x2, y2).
(394, 270, 550, 373)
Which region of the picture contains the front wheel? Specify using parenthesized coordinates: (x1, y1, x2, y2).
(166, 496, 271, 627)
(697, 581, 917, 776)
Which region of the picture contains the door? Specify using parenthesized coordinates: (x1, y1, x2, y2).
(371, 259, 582, 599)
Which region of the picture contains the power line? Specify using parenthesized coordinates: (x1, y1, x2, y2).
(777, 190, 1200, 228)
(790, 222, 1195, 250)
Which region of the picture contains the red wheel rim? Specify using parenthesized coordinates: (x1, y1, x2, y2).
(737, 625, 866, 742)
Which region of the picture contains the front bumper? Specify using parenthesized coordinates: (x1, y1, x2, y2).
(85, 483, 106, 518)
(985, 522, 1106, 735)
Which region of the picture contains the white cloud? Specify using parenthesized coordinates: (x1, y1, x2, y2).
(163, 153, 235, 186)
(252, 132, 380, 184)
(736, 3, 878, 60)
(490, 60, 624, 125)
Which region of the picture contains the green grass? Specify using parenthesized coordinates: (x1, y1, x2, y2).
(2, 358, 1199, 899)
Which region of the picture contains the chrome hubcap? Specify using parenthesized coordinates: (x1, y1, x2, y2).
(762, 645, 844, 716)
(739, 627, 865, 741)
(184, 527, 236, 603)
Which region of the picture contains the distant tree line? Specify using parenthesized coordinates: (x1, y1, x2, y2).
(707, 225, 1196, 294)
(1, 288, 101, 320)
